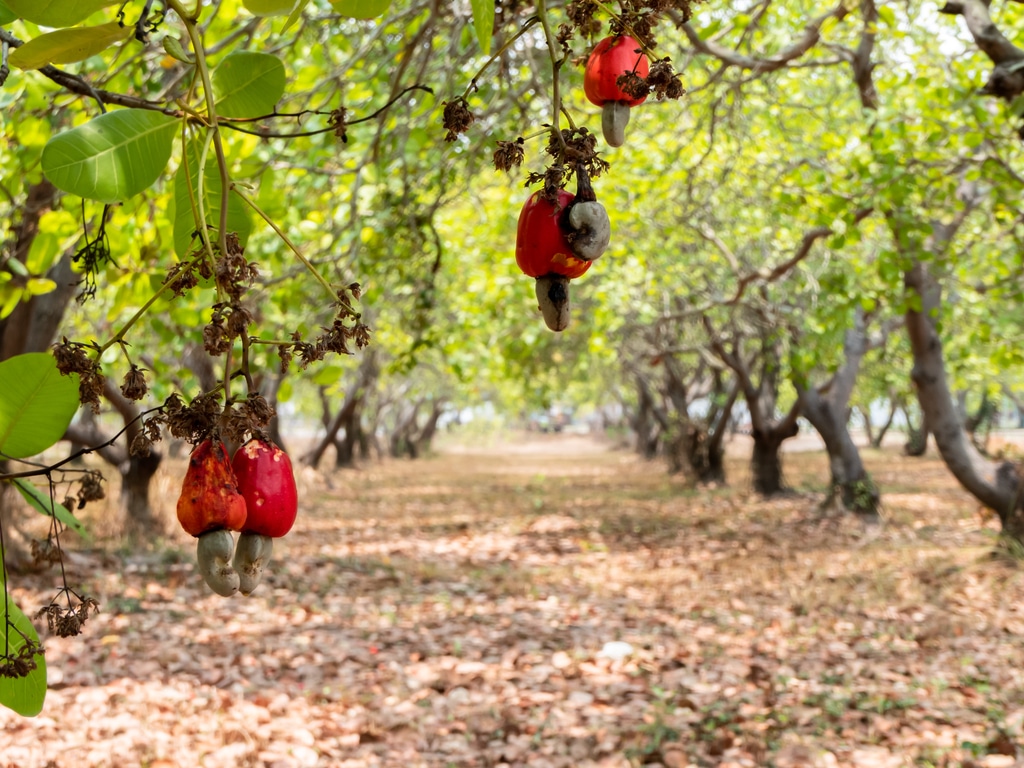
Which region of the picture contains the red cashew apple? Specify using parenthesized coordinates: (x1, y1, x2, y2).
(584, 35, 649, 147)
(230, 437, 299, 595)
(176, 439, 248, 596)
(515, 171, 611, 332)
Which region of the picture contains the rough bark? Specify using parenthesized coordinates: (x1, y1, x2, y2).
(751, 425, 796, 496)
(796, 309, 880, 515)
(905, 261, 1024, 539)
(801, 387, 879, 514)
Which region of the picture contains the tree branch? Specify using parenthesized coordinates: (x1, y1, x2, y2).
(678, 2, 851, 75)
(938, 0, 1024, 100)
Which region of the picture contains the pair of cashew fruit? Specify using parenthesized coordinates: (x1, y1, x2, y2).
(514, 36, 650, 331)
(177, 438, 297, 597)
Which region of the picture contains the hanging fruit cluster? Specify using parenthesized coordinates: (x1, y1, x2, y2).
(177, 436, 298, 596)
(584, 35, 650, 148)
(510, 32, 658, 331)
(515, 169, 610, 331)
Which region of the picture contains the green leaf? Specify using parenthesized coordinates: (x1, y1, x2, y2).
(470, 0, 493, 55)
(161, 36, 193, 64)
(41, 109, 179, 203)
(0, 1, 17, 24)
(0, 353, 79, 460)
(11, 478, 90, 540)
(9, 22, 132, 70)
(329, 0, 392, 19)
(172, 140, 252, 258)
(2, 0, 117, 27)
(24, 278, 56, 296)
(282, 0, 311, 31)
(877, 5, 896, 27)
(243, 0, 294, 15)
(213, 52, 286, 119)
(0, 592, 46, 717)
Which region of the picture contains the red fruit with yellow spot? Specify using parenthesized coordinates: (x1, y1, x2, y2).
(515, 189, 591, 280)
(176, 439, 248, 537)
(231, 437, 298, 538)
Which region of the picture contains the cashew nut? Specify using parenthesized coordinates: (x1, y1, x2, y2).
(601, 101, 631, 148)
(568, 200, 611, 262)
(232, 532, 274, 596)
(196, 529, 240, 597)
(536, 275, 571, 332)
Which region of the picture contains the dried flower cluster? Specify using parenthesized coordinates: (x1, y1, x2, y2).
(52, 337, 105, 413)
(277, 284, 371, 372)
(441, 97, 475, 142)
(0, 631, 42, 679)
(37, 592, 99, 638)
(493, 138, 526, 173)
(120, 365, 148, 401)
(328, 106, 349, 142)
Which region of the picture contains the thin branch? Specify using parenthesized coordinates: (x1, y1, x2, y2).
(677, 2, 851, 75)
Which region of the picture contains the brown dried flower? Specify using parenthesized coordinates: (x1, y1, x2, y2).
(0, 636, 42, 679)
(38, 595, 99, 638)
(646, 57, 685, 100)
(441, 97, 475, 142)
(120, 365, 148, 401)
(493, 138, 526, 173)
(328, 106, 349, 142)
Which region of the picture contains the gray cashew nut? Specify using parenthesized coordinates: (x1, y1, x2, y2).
(536, 275, 571, 332)
(196, 530, 240, 597)
(232, 532, 274, 596)
(568, 201, 611, 262)
(601, 101, 631, 148)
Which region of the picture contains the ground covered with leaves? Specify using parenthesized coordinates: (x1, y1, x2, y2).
(3, 434, 1024, 768)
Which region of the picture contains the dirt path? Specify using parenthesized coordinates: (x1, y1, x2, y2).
(2, 436, 1024, 767)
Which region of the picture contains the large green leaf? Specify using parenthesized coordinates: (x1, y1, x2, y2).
(9, 22, 132, 70)
(41, 110, 179, 203)
(329, 0, 392, 19)
(0, 1, 17, 24)
(0, 592, 46, 717)
(12, 479, 91, 541)
(173, 141, 252, 258)
(470, 0, 494, 55)
(2, 0, 117, 27)
(213, 52, 286, 119)
(0, 353, 79, 460)
(243, 0, 294, 15)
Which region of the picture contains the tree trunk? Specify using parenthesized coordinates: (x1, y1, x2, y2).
(631, 375, 662, 459)
(859, 405, 876, 449)
(871, 398, 899, 449)
(800, 389, 879, 515)
(904, 404, 930, 456)
(905, 261, 1024, 540)
(796, 310, 880, 515)
(751, 428, 792, 496)
(303, 352, 378, 469)
(411, 399, 445, 456)
(121, 452, 163, 540)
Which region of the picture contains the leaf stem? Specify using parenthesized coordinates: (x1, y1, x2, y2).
(536, 0, 567, 156)
(461, 17, 540, 100)
(232, 187, 338, 303)
(167, 0, 231, 257)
